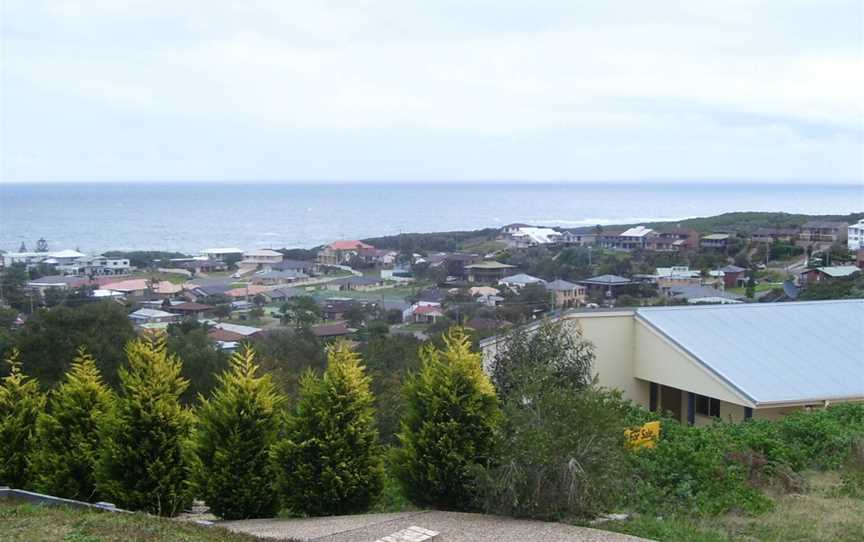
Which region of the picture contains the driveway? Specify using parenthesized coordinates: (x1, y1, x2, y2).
(221, 510, 649, 542)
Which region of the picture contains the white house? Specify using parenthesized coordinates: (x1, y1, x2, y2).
(242, 249, 283, 266)
(849, 219, 864, 251)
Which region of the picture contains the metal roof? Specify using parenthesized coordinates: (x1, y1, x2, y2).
(636, 300, 864, 405)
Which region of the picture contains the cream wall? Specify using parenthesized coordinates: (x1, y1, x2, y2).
(563, 312, 649, 406)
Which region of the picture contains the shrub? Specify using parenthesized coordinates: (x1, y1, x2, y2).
(777, 408, 858, 470)
(477, 379, 631, 520)
(96, 334, 195, 516)
(394, 328, 501, 510)
(0, 349, 45, 488)
(194, 345, 285, 520)
(489, 319, 594, 400)
(30, 348, 114, 500)
(271, 342, 383, 516)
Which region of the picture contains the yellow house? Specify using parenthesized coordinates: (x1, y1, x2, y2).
(481, 300, 864, 426)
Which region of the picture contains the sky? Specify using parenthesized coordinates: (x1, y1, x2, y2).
(1, 1, 862, 183)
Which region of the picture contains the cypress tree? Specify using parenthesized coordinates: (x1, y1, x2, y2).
(30, 347, 114, 500)
(96, 334, 194, 516)
(271, 342, 383, 516)
(0, 349, 45, 488)
(394, 328, 501, 510)
(194, 345, 285, 519)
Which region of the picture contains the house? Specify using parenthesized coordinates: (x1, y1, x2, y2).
(654, 267, 702, 290)
(168, 257, 226, 274)
(317, 241, 375, 266)
(700, 233, 731, 250)
(714, 265, 748, 289)
(186, 283, 233, 300)
(310, 322, 353, 338)
(752, 228, 799, 244)
(668, 285, 744, 304)
(128, 308, 180, 326)
(210, 322, 263, 339)
(321, 298, 376, 321)
(165, 302, 215, 319)
(60, 255, 132, 276)
(242, 249, 283, 267)
(800, 221, 848, 244)
(27, 275, 88, 292)
(507, 227, 562, 247)
(500, 223, 531, 236)
(601, 226, 656, 251)
(2, 249, 86, 270)
(481, 300, 864, 426)
(249, 269, 309, 285)
(578, 274, 635, 297)
(465, 261, 517, 283)
(261, 288, 303, 304)
(269, 259, 315, 274)
(358, 248, 399, 267)
(848, 219, 864, 251)
(102, 279, 183, 298)
(407, 304, 445, 324)
(499, 273, 546, 290)
(558, 227, 598, 247)
(545, 279, 586, 308)
(648, 229, 699, 252)
(799, 266, 861, 284)
(202, 248, 244, 261)
(323, 275, 386, 292)
(224, 284, 269, 300)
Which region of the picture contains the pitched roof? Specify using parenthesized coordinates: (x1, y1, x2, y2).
(244, 249, 282, 257)
(669, 285, 743, 302)
(129, 308, 175, 319)
(719, 265, 747, 273)
(500, 273, 546, 285)
(208, 328, 246, 342)
(815, 266, 861, 278)
(328, 240, 374, 251)
(170, 302, 214, 312)
(310, 322, 353, 337)
(270, 259, 314, 270)
(545, 279, 580, 291)
(213, 322, 262, 336)
(103, 279, 182, 294)
(636, 300, 864, 405)
(465, 261, 516, 270)
(579, 274, 633, 286)
(619, 226, 655, 238)
(803, 221, 848, 229)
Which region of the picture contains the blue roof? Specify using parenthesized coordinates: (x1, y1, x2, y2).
(636, 300, 864, 405)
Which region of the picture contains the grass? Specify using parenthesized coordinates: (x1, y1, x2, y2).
(0, 500, 260, 542)
(148, 272, 190, 285)
(598, 471, 864, 542)
(727, 283, 778, 295)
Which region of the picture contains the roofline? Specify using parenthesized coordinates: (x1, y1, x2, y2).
(477, 309, 635, 349)
(754, 396, 864, 408)
(634, 312, 757, 405)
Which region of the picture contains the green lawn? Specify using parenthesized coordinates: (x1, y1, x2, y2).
(0, 501, 261, 542)
(727, 283, 779, 296)
(597, 471, 864, 542)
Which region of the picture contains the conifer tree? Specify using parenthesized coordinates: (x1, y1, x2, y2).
(30, 347, 114, 500)
(271, 342, 383, 516)
(394, 328, 501, 510)
(96, 334, 194, 516)
(0, 349, 45, 488)
(194, 345, 285, 520)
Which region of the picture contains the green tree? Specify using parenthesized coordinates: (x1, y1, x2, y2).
(96, 334, 194, 516)
(0, 349, 46, 488)
(166, 322, 229, 403)
(213, 304, 232, 318)
(14, 301, 136, 388)
(42, 286, 66, 308)
(271, 342, 383, 516)
(745, 268, 756, 299)
(490, 319, 594, 400)
(280, 296, 320, 327)
(194, 345, 285, 520)
(394, 328, 501, 510)
(0, 264, 30, 312)
(30, 348, 114, 500)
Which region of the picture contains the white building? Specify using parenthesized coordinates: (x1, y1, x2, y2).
(242, 249, 283, 266)
(507, 227, 562, 246)
(848, 219, 864, 251)
(202, 248, 244, 260)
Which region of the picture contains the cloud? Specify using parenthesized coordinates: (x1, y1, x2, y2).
(1, 0, 862, 182)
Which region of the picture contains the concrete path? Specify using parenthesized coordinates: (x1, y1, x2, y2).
(221, 510, 648, 542)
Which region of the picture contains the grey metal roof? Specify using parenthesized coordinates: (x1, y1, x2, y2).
(669, 285, 743, 301)
(546, 279, 579, 291)
(580, 274, 633, 285)
(636, 300, 864, 405)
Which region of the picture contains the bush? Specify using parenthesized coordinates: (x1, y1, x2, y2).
(30, 348, 114, 500)
(96, 334, 195, 516)
(194, 345, 285, 520)
(271, 342, 383, 516)
(394, 328, 501, 510)
(0, 349, 45, 488)
(477, 381, 631, 520)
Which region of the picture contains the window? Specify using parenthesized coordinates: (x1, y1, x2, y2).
(695, 394, 721, 418)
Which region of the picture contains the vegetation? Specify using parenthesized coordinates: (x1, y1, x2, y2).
(271, 342, 383, 516)
(96, 335, 194, 516)
(394, 328, 501, 510)
(30, 348, 114, 501)
(194, 345, 285, 520)
(0, 501, 260, 542)
(0, 349, 45, 488)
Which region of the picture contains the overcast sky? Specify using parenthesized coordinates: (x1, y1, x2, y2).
(1, 1, 862, 183)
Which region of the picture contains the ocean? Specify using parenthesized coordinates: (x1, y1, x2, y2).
(0, 182, 861, 254)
